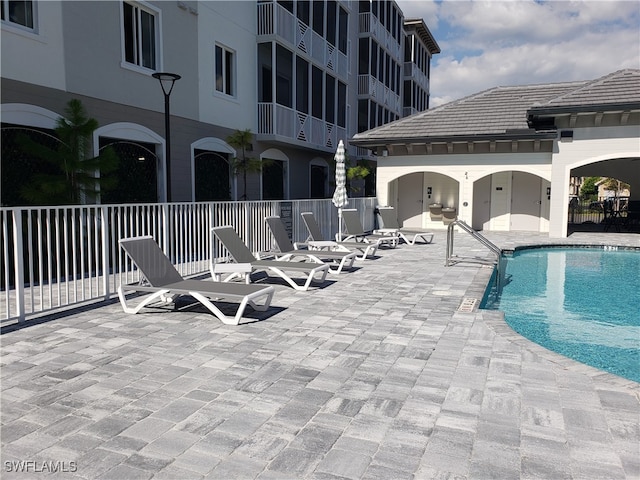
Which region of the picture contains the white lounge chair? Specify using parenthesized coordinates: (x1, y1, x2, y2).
(117, 236, 275, 325)
(265, 215, 356, 274)
(340, 209, 398, 248)
(300, 211, 378, 260)
(375, 206, 434, 245)
(211, 225, 329, 291)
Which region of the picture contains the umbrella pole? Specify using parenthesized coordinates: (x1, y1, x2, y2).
(337, 208, 342, 241)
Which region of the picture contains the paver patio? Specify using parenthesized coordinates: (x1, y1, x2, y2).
(1, 230, 639, 479)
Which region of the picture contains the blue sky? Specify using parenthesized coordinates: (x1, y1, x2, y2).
(396, 0, 640, 106)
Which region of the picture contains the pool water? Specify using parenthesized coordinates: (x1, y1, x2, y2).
(482, 247, 640, 382)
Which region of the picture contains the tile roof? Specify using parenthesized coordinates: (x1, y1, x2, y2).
(530, 68, 640, 111)
(351, 69, 640, 144)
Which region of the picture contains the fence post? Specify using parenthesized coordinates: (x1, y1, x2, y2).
(100, 206, 110, 300)
(161, 203, 171, 257)
(12, 209, 25, 322)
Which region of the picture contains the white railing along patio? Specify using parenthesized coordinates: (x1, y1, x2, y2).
(1, 198, 377, 324)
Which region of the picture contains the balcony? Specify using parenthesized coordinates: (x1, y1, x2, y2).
(357, 75, 402, 113)
(257, 2, 348, 79)
(257, 103, 346, 152)
(358, 12, 402, 59)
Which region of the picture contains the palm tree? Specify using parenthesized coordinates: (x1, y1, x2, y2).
(226, 128, 263, 200)
(18, 99, 118, 205)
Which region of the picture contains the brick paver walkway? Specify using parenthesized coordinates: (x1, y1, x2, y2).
(2, 230, 639, 479)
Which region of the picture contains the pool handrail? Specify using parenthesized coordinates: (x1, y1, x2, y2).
(445, 220, 502, 267)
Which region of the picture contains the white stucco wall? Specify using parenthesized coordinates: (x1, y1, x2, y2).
(0, 2, 66, 90)
(376, 152, 552, 230)
(197, 1, 257, 131)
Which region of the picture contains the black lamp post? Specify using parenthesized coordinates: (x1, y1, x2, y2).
(152, 72, 181, 202)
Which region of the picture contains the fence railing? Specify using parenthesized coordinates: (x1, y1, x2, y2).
(1, 198, 377, 324)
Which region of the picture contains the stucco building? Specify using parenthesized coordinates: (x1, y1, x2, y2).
(1, 0, 439, 205)
(351, 69, 640, 238)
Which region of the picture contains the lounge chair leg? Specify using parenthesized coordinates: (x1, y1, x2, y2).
(118, 287, 171, 314)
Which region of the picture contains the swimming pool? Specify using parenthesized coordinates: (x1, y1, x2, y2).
(482, 246, 640, 382)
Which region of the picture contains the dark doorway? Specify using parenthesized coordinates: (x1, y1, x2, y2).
(99, 139, 158, 204)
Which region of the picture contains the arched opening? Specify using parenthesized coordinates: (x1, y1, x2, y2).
(95, 123, 165, 202)
(472, 171, 549, 232)
(387, 171, 459, 229)
(1, 104, 62, 206)
(99, 140, 158, 204)
(194, 150, 231, 201)
(261, 148, 289, 200)
(310, 158, 329, 198)
(569, 157, 640, 233)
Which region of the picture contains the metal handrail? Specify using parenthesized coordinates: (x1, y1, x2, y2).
(445, 220, 502, 266)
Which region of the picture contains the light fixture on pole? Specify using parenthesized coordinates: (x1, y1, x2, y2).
(152, 72, 181, 202)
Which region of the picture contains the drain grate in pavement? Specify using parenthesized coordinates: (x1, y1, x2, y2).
(458, 297, 478, 312)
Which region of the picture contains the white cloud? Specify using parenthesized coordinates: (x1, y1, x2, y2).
(395, 0, 640, 107)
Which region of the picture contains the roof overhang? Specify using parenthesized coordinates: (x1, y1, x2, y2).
(527, 102, 640, 118)
(403, 18, 440, 54)
(350, 130, 557, 149)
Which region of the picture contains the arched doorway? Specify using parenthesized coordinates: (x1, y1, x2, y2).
(99, 140, 158, 204)
(194, 150, 231, 201)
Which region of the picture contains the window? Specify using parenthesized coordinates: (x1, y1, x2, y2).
(215, 44, 235, 96)
(258, 43, 272, 102)
(275, 44, 292, 107)
(312, 0, 323, 36)
(123, 1, 158, 70)
(326, 0, 336, 46)
(311, 66, 323, 119)
(337, 81, 346, 128)
(338, 6, 348, 54)
(296, 57, 309, 114)
(1, 0, 34, 29)
(325, 74, 335, 124)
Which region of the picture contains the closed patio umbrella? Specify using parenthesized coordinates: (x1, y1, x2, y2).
(332, 140, 348, 241)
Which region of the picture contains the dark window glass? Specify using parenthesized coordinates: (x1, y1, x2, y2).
(139, 9, 155, 68)
(277, 0, 293, 13)
(358, 38, 369, 75)
(338, 6, 348, 54)
(369, 42, 377, 79)
(276, 44, 293, 107)
(123, 2, 156, 69)
(326, 0, 336, 46)
(297, 0, 309, 24)
(403, 80, 411, 107)
(296, 57, 309, 114)
(123, 3, 135, 64)
(358, 99, 368, 133)
(358, 1, 369, 14)
(311, 66, 323, 119)
(5, 0, 33, 28)
(258, 42, 272, 102)
(337, 81, 346, 128)
(312, 0, 323, 36)
(325, 74, 335, 124)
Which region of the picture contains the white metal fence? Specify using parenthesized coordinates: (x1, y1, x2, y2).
(1, 198, 377, 324)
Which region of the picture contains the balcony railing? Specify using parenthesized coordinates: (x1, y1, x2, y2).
(257, 1, 348, 79)
(1, 198, 377, 325)
(257, 103, 346, 151)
